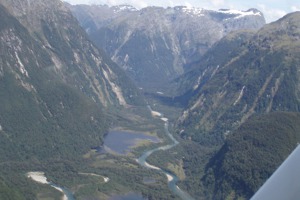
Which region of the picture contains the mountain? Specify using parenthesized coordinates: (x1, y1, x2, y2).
(69, 4, 265, 91)
(203, 112, 300, 199)
(0, 0, 143, 108)
(171, 11, 300, 199)
(176, 11, 300, 145)
(1, 0, 298, 199)
(0, 0, 144, 198)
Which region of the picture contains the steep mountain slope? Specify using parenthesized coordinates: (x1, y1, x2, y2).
(0, 1, 145, 199)
(0, 0, 143, 108)
(0, 3, 108, 198)
(69, 4, 265, 91)
(203, 112, 300, 199)
(176, 11, 300, 144)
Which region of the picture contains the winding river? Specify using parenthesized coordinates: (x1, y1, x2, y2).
(28, 105, 194, 200)
(137, 106, 195, 200)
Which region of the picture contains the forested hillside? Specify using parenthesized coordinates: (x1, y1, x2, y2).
(0, 0, 145, 198)
(171, 11, 300, 199)
(176, 11, 300, 145)
(1, 0, 300, 199)
(203, 112, 300, 199)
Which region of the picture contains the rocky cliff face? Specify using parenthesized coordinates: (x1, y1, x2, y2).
(0, 1, 144, 197)
(0, 0, 142, 107)
(176, 11, 300, 144)
(69, 4, 266, 91)
(173, 12, 300, 199)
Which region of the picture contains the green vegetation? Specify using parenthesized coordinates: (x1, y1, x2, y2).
(175, 12, 300, 148)
(203, 112, 300, 199)
(0, 2, 149, 200)
(171, 12, 300, 200)
(2, 1, 300, 200)
(0, 180, 25, 200)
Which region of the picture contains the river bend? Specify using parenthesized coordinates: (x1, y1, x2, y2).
(137, 106, 195, 200)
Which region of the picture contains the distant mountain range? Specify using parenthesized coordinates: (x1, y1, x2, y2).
(1, 0, 300, 199)
(69, 4, 266, 91)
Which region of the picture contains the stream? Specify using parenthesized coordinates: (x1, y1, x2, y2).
(136, 106, 195, 200)
(27, 106, 194, 200)
(27, 171, 74, 200)
(49, 183, 74, 200)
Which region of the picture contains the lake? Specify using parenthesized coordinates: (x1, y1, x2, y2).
(103, 130, 160, 155)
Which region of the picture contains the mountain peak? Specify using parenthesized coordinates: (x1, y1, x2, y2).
(179, 6, 205, 17)
(71, 4, 265, 91)
(111, 4, 137, 13)
(217, 8, 263, 18)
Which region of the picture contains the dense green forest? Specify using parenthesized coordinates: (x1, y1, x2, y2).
(203, 112, 300, 199)
(1, 1, 300, 199)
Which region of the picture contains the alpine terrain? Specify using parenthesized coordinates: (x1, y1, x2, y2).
(0, 0, 148, 199)
(1, 0, 300, 199)
(173, 11, 300, 199)
(69, 4, 265, 91)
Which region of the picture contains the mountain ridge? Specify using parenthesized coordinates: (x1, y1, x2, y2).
(175, 11, 300, 144)
(0, 0, 143, 108)
(0, 1, 146, 198)
(69, 4, 265, 91)
(173, 12, 300, 199)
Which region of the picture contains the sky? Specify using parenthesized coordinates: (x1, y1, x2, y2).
(64, 0, 300, 23)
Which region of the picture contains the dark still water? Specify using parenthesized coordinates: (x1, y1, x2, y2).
(103, 130, 160, 155)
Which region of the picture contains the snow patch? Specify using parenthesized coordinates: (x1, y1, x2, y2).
(182, 7, 205, 17)
(113, 5, 137, 13)
(218, 9, 262, 17)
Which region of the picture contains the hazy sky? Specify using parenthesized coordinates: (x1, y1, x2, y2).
(64, 0, 300, 23)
